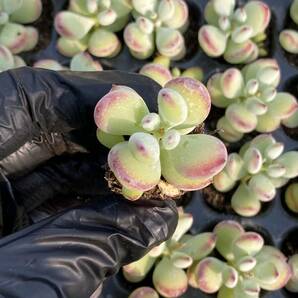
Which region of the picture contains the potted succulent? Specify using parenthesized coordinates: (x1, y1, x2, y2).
(198, 0, 271, 64)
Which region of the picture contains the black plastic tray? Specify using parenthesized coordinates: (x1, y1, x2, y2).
(32, 1, 298, 297)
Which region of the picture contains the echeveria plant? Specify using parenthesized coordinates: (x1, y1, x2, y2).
(213, 134, 298, 216)
(0, 0, 42, 71)
(34, 52, 103, 72)
(198, 0, 271, 64)
(124, 0, 188, 60)
(286, 254, 298, 292)
(207, 59, 298, 142)
(285, 182, 298, 213)
(94, 77, 228, 200)
(279, 0, 298, 54)
(54, 0, 132, 58)
(188, 220, 292, 297)
(124, 209, 217, 297)
(139, 55, 204, 87)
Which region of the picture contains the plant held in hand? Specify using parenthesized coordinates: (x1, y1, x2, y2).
(94, 76, 227, 200)
(124, 0, 189, 60)
(213, 134, 298, 216)
(198, 0, 271, 64)
(54, 0, 132, 58)
(189, 220, 292, 297)
(0, 0, 42, 71)
(207, 59, 298, 142)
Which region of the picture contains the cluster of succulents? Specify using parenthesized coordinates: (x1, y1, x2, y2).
(213, 134, 298, 217)
(0, 0, 42, 71)
(285, 182, 298, 213)
(139, 55, 203, 87)
(198, 0, 271, 64)
(54, 0, 132, 58)
(286, 254, 298, 292)
(207, 59, 298, 142)
(124, 0, 189, 60)
(34, 51, 103, 71)
(93, 76, 227, 200)
(279, 0, 298, 54)
(125, 215, 292, 298)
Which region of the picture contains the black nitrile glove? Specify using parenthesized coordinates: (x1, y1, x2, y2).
(0, 67, 178, 298)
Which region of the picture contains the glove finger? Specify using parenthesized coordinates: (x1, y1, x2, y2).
(0, 195, 177, 298)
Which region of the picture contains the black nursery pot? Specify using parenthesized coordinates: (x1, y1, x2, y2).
(37, 0, 297, 297)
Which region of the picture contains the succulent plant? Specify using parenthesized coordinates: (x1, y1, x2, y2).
(0, 0, 42, 71)
(198, 0, 271, 64)
(34, 52, 103, 72)
(124, 209, 217, 297)
(94, 77, 227, 200)
(285, 182, 298, 213)
(207, 59, 298, 142)
(139, 55, 204, 87)
(124, 0, 189, 60)
(286, 254, 298, 292)
(279, 0, 298, 54)
(54, 0, 132, 58)
(188, 220, 292, 297)
(213, 134, 298, 217)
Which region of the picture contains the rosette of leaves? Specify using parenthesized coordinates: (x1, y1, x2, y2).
(0, 0, 42, 71)
(198, 0, 271, 64)
(139, 55, 204, 87)
(207, 59, 298, 142)
(34, 51, 103, 71)
(54, 0, 132, 58)
(213, 134, 298, 217)
(279, 0, 298, 54)
(188, 220, 292, 298)
(124, 0, 189, 60)
(94, 76, 228, 200)
(124, 209, 217, 298)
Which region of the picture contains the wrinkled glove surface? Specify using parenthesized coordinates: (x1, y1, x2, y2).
(0, 67, 178, 298)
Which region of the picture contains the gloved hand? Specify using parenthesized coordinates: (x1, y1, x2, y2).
(0, 67, 178, 298)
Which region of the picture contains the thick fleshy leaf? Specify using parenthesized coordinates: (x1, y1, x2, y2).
(245, 79, 259, 96)
(22, 26, 39, 52)
(226, 103, 258, 133)
(279, 30, 298, 54)
(123, 254, 156, 283)
(286, 254, 298, 292)
(214, 220, 244, 261)
(220, 68, 244, 99)
(165, 77, 211, 127)
(266, 163, 286, 178)
(236, 256, 257, 272)
(225, 153, 246, 180)
(69, 0, 98, 15)
(285, 183, 298, 213)
(2, 0, 23, 14)
(132, 0, 157, 15)
(265, 142, 284, 160)
(158, 87, 188, 126)
(198, 25, 227, 57)
(255, 246, 292, 291)
(149, 242, 166, 258)
(55, 11, 95, 39)
(57, 36, 88, 57)
(141, 113, 161, 132)
(70, 52, 103, 71)
(256, 111, 281, 133)
(231, 183, 261, 217)
(94, 85, 149, 135)
(96, 129, 124, 149)
(139, 63, 172, 87)
(158, 0, 175, 22)
(240, 279, 261, 296)
(245, 97, 268, 115)
(244, 1, 271, 35)
(282, 109, 298, 128)
(276, 151, 298, 178)
(217, 116, 244, 142)
(260, 86, 277, 102)
(232, 232, 264, 257)
(178, 233, 217, 261)
(161, 134, 227, 190)
(124, 23, 154, 59)
(156, 27, 185, 60)
(171, 211, 193, 242)
(247, 135, 278, 155)
(248, 174, 276, 202)
(204, 1, 219, 26)
(213, 170, 236, 192)
(234, 8, 247, 23)
(128, 133, 160, 164)
(213, 0, 235, 17)
(222, 266, 238, 288)
(153, 257, 188, 298)
(88, 29, 121, 58)
(108, 142, 161, 194)
(254, 261, 280, 285)
(207, 73, 231, 108)
(162, 129, 181, 150)
(136, 17, 154, 34)
(98, 8, 117, 26)
(218, 16, 231, 31)
(181, 67, 204, 81)
(224, 39, 256, 64)
(129, 287, 159, 298)
(171, 251, 193, 269)
(0, 45, 15, 71)
(195, 257, 225, 293)
(291, 0, 298, 24)
(243, 147, 262, 174)
(231, 25, 253, 44)
(10, 0, 42, 24)
(33, 59, 65, 71)
(163, 0, 189, 30)
(257, 66, 283, 86)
